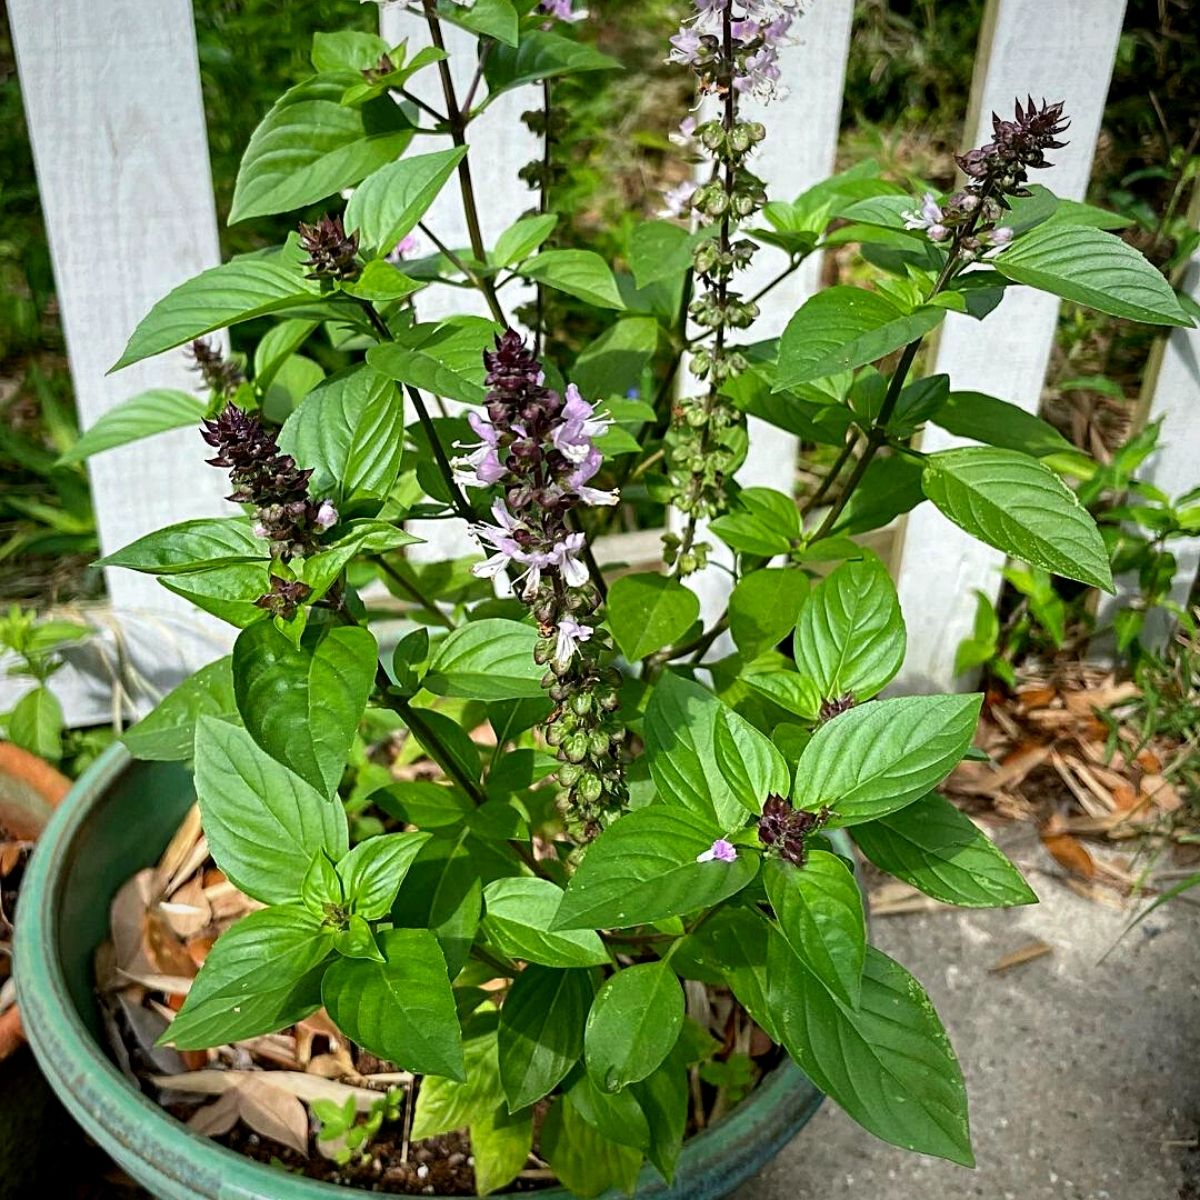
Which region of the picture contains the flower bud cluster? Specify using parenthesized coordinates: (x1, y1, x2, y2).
(902, 97, 1069, 263)
(200, 405, 338, 563)
(757, 794, 830, 867)
(298, 214, 360, 282)
(456, 330, 627, 833)
(188, 338, 243, 397)
(662, 2, 804, 574)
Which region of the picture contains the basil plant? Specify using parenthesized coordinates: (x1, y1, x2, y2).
(79, 0, 1191, 1193)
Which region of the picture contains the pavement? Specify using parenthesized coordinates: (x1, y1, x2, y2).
(739, 823, 1200, 1200)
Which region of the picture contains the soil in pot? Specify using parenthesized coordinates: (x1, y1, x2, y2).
(98, 801, 787, 1196)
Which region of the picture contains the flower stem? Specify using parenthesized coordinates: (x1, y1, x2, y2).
(421, 1, 507, 327)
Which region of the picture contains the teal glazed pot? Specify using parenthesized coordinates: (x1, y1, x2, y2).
(16, 742, 826, 1200)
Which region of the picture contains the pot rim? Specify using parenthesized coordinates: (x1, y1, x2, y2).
(16, 741, 824, 1199)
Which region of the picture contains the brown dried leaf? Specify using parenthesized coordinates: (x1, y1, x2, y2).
(187, 1090, 240, 1138)
(110, 869, 158, 979)
(1040, 830, 1097, 880)
(952, 743, 1049, 797)
(145, 910, 199, 980)
(150, 1070, 382, 1111)
(0, 842, 25, 877)
(1141, 775, 1183, 814)
(1016, 686, 1057, 711)
(989, 939, 1052, 972)
(154, 804, 202, 896)
(294, 1009, 342, 1065)
(236, 1074, 311, 1157)
(158, 875, 213, 940)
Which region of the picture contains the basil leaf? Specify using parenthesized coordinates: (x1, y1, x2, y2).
(584, 961, 684, 1091)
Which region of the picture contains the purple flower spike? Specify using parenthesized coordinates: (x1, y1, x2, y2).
(696, 838, 738, 863)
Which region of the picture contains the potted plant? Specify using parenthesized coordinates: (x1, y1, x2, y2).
(17, 0, 1191, 1196)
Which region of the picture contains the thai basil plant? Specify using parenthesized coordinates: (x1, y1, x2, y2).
(75, 0, 1192, 1193)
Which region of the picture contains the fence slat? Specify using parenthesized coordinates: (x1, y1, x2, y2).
(7, 0, 233, 722)
(674, 1, 855, 630)
(1117, 254, 1200, 646)
(893, 0, 1128, 693)
(380, 4, 539, 563)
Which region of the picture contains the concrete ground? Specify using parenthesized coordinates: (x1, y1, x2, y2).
(739, 824, 1200, 1200)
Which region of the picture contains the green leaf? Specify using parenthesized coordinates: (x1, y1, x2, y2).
(492, 213, 559, 268)
(852, 792, 1037, 908)
(482, 878, 610, 968)
(112, 256, 320, 371)
(708, 486, 800, 557)
(333, 914, 384, 962)
(742, 669, 821, 721)
(346, 148, 468, 256)
(101, 517, 266, 575)
(498, 965, 593, 1110)
(58, 390, 207, 464)
(568, 1073, 651, 1151)
(628, 220, 705, 290)
(765, 852, 865, 1008)
(644, 673, 785, 827)
(794, 556, 905, 702)
(571, 317, 658, 399)
(193, 715, 348, 904)
(338, 831, 431, 919)
(922, 447, 1114, 591)
(522, 250, 625, 310)
(230, 74, 414, 223)
(680, 907, 777, 1040)
(323, 927, 465, 1078)
(425, 619, 544, 700)
(122, 657, 236, 762)
(776, 287, 947, 388)
(606, 573, 699, 661)
(340, 260, 422, 304)
(932, 391, 1074, 458)
(543, 1096, 643, 1199)
(277, 363, 404, 505)
(768, 941, 973, 1165)
(585, 961, 684, 1091)
(163, 906, 333, 1049)
(7, 687, 63, 761)
(437, 0, 520, 47)
(632, 1058, 687, 1184)
(472, 1106, 533, 1195)
(995, 223, 1191, 326)
(484, 30, 621, 98)
(728, 568, 809, 659)
(411, 1026, 505, 1139)
(310, 30, 389, 73)
(367, 316, 499, 407)
(160, 561, 272, 628)
(391, 835, 482, 977)
(551, 805, 759, 931)
(831, 454, 925, 537)
(792, 694, 982, 826)
(254, 319, 320, 391)
(233, 622, 378, 798)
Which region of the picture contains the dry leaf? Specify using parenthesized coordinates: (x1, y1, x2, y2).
(151, 1069, 383, 1111)
(110, 869, 158, 979)
(235, 1074, 311, 1156)
(154, 804, 202, 895)
(989, 940, 1052, 972)
(1141, 775, 1183, 814)
(0, 842, 26, 876)
(145, 910, 199, 980)
(294, 1010, 342, 1065)
(158, 875, 212, 940)
(1040, 830, 1097, 880)
(187, 1090, 239, 1137)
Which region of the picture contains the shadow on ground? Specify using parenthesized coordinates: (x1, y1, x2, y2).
(739, 825, 1200, 1200)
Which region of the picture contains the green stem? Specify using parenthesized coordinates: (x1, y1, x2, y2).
(421, 1, 507, 327)
(373, 557, 456, 629)
(800, 431, 860, 519)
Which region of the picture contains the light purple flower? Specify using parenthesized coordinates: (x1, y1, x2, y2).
(252, 520, 270, 540)
(314, 500, 338, 531)
(668, 27, 703, 65)
(452, 411, 506, 488)
(659, 179, 698, 220)
(733, 46, 784, 101)
(552, 385, 611, 465)
(696, 838, 738, 863)
(471, 499, 526, 580)
(988, 225, 1015, 249)
(554, 616, 593, 666)
(902, 193, 945, 234)
(539, 0, 587, 21)
(552, 531, 591, 589)
(566, 447, 618, 506)
(670, 114, 698, 147)
(731, 18, 760, 40)
(386, 233, 420, 264)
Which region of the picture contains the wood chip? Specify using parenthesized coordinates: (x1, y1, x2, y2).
(153, 804, 202, 896)
(989, 940, 1052, 972)
(1040, 830, 1097, 880)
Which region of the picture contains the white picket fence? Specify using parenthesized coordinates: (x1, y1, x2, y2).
(5, 0, 1198, 725)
